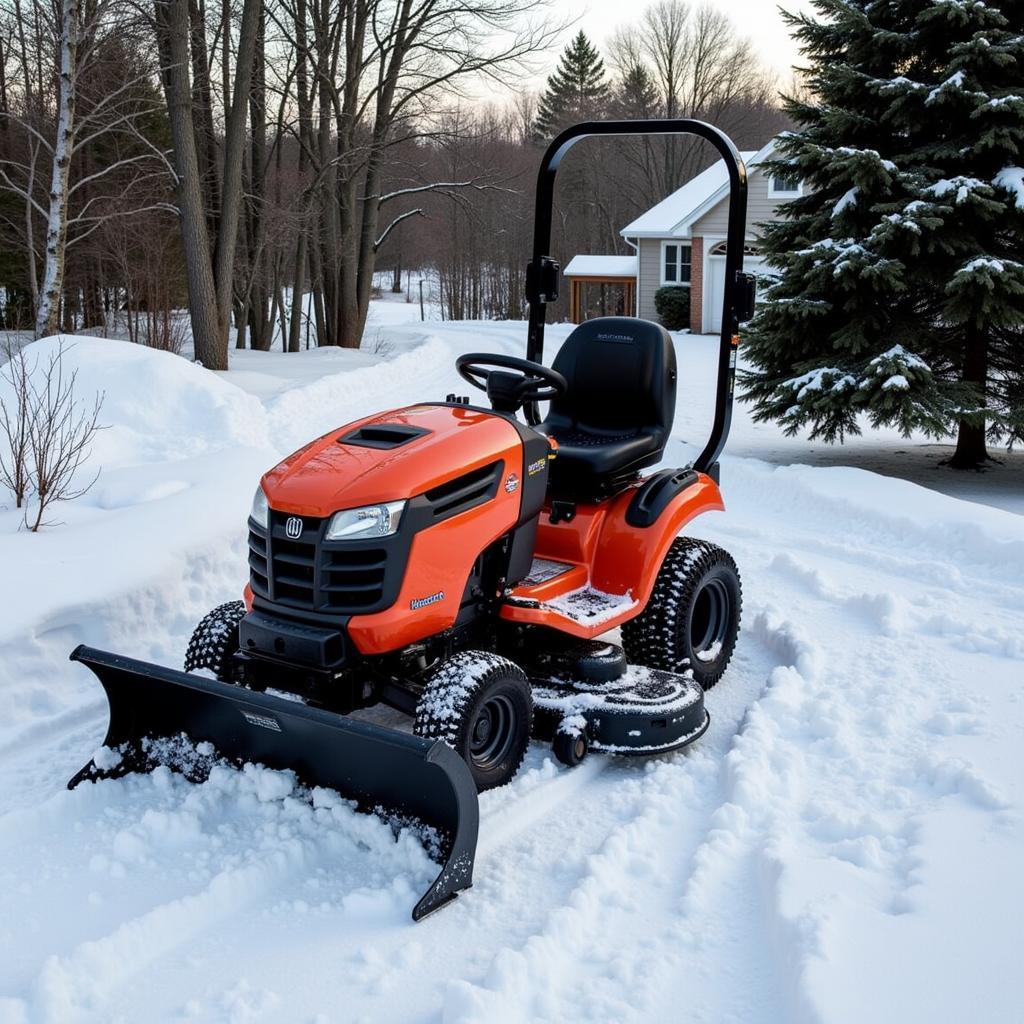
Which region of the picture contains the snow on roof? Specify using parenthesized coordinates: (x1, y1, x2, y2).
(563, 254, 638, 278)
(620, 141, 772, 238)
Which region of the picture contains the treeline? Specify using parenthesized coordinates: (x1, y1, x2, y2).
(0, 0, 787, 362)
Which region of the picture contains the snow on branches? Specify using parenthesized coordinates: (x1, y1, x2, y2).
(741, 0, 1024, 464)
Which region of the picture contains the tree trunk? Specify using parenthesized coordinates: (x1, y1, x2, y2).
(24, 147, 39, 313)
(155, 0, 222, 368)
(213, 0, 260, 344)
(188, 0, 220, 242)
(244, 8, 271, 351)
(949, 322, 990, 469)
(35, 0, 80, 339)
(288, 239, 307, 353)
(288, 0, 311, 353)
(235, 294, 249, 350)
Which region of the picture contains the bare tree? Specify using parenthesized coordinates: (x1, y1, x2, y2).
(0, 0, 176, 337)
(271, 0, 557, 348)
(154, 0, 261, 369)
(0, 340, 32, 506)
(33, 0, 81, 338)
(24, 340, 103, 530)
(609, 0, 777, 196)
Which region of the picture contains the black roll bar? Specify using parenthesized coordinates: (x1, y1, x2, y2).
(524, 119, 751, 474)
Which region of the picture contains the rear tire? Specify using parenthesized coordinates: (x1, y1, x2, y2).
(184, 601, 245, 681)
(621, 538, 741, 690)
(414, 651, 532, 792)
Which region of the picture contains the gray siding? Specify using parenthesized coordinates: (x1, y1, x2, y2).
(691, 166, 789, 240)
(637, 237, 663, 320)
(631, 165, 795, 326)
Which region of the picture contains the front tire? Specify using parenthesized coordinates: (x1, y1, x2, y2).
(621, 538, 741, 689)
(414, 651, 532, 792)
(184, 601, 246, 681)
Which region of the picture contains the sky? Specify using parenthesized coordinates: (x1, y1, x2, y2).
(567, 0, 817, 83)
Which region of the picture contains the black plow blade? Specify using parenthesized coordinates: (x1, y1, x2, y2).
(67, 645, 478, 921)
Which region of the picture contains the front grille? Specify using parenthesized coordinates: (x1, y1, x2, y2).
(249, 511, 393, 614)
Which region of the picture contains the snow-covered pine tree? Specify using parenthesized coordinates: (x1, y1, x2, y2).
(742, 0, 1024, 468)
(533, 32, 610, 142)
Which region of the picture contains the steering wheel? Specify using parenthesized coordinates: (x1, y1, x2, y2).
(455, 353, 567, 414)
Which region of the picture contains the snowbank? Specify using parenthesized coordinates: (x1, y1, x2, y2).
(0, 318, 1021, 1024)
(0, 338, 276, 746)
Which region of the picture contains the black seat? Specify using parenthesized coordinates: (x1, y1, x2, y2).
(539, 317, 677, 499)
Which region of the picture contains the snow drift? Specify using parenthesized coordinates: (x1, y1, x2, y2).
(1, 322, 1021, 1024)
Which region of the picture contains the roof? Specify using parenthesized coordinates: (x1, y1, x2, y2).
(562, 254, 638, 278)
(620, 140, 775, 239)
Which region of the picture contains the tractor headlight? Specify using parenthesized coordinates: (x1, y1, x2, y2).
(250, 486, 269, 529)
(326, 500, 405, 540)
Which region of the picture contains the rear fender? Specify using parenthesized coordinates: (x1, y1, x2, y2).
(591, 472, 723, 607)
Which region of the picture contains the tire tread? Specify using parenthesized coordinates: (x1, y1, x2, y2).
(621, 537, 741, 689)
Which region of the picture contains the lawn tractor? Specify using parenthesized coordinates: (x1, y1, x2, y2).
(69, 119, 756, 920)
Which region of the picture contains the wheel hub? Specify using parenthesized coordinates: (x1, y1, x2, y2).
(690, 577, 730, 660)
(469, 694, 515, 770)
(473, 710, 492, 744)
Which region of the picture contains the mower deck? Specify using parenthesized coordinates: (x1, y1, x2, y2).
(532, 667, 709, 755)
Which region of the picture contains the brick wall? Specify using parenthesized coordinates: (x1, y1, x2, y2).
(689, 236, 703, 333)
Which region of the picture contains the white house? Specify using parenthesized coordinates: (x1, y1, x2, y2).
(566, 139, 801, 334)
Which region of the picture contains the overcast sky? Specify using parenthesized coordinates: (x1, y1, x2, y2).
(565, 0, 817, 82)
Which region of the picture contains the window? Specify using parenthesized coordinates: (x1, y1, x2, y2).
(662, 242, 692, 285)
(709, 241, 761, 257)
(769, 173, 802, 196)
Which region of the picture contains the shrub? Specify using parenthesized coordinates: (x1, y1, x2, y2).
(0, 342, 32, 507)
(654, 286, 690, 331)
(0, 340, 104, 530)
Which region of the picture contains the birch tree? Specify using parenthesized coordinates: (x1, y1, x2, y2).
(0, 0, 175, 336)
(34, 0, 80, 338)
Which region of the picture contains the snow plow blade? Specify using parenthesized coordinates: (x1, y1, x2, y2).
(67, 645, 479, 921)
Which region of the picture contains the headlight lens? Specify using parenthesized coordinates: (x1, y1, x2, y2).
(326, 500, 405, 540)
(250, 486, 269, 528)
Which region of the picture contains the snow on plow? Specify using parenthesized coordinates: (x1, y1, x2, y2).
(67, 645, 479, 921)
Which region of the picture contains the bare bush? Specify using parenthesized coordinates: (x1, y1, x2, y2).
(24, 342, 104, 531)
(0, 343, 33, 507)
(143, 309, 190, 354)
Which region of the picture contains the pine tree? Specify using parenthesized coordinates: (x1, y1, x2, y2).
(615, 61, 660, 119)
(534, 32, 610, 142)
(742, 0, 1024, 468)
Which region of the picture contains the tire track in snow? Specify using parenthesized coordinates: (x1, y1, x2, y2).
(633, 514, 1019, 1024)
(440, 617, 794, 1024)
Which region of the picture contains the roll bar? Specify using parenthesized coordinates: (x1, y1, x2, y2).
(524, 119, 754, 474)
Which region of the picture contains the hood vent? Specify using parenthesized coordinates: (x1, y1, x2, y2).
(424, 461, 503, 520)
(339, 423, 431, 449)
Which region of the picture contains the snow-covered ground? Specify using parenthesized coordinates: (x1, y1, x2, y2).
(1, 302, 1021, 1023)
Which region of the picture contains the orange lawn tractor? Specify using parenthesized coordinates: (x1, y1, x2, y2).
(69, 119, 757, 920)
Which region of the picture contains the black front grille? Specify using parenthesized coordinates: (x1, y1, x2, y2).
(249, 511, 394, 614)
(248, 463, 503, 618)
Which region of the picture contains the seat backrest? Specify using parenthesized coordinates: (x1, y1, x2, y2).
(546, 317, 677, 437)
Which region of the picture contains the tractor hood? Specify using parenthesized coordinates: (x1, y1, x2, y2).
(260, 404, 523, 518)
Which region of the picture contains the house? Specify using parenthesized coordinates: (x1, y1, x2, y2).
(565, 139, 801, 334)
